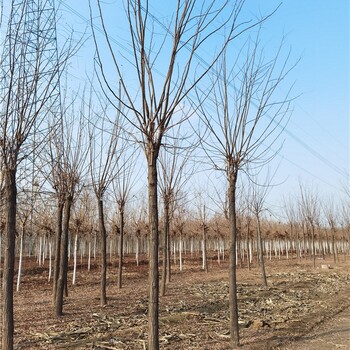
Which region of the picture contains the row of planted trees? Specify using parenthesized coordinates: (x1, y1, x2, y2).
(1, 139, 350, 348)
(2, 184, 349, 290)
(7, 210, 350, 268)
(1, 1, 349, 349)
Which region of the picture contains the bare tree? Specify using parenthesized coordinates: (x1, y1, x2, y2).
(112, 145, 140, 289)
(15, 185, 33, 292)
(247, 170, 278, 288)
(283, 195, 300, 260)
(0, 1, 76, 347)
(298, 183, 320, 268)
(90, 1, 248, 348)
(89, 97, 126, 305)
(158, 129, 194, 295)
(71, 188, 93, 285)
(323, 198, 338, 263)
(47, 101, 89, 316)
(46, 127, 66, 305)
(196, 36, 294, 346)
(194, 191, 210, 273)
(340, 199, 350, 258)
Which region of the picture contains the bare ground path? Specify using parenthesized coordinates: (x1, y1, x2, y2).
(278, 289, 350, 350)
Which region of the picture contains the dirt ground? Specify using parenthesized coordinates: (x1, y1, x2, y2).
(279, 304, 350, 350)
(2, 253, 350, 349)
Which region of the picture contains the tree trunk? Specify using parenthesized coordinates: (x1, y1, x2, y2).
(16, 225, 25, 292)
(228, 174, 240, 347)
(332, 228, 337, 263)
(247, 230, 251, 271)
(38, 236, 42, 266)
(88, 240, 91, 271)
(161, 202, 169, 296)
(202, 225, 208, 273)
(179, 233, 183, 272)
(311, 225, 316, 268)
(135, 236, 139, 266)
(98, 197, 108, 305)
(48, 240, 52, 282)
(256, 215, 268, 288)
(118, 207, 125, 289)
(0, 230, 2, 271)
(53, 201, 64, 305)
(2, 169, 17, 350)
(147, 153, 159, 350)
(55, 196, 73, 316)
(167, 229, 171, 283)
(72, 232, 78, 285)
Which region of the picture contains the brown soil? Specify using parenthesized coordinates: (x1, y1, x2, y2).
(2, 254, 350, 349)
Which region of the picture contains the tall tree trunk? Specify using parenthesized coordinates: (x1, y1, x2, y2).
(166, 228, 171, 283)
(202, 224, 208, 272)
(72, 232, 78, 285)
(296, 226, 301, 261)
(135, 235, 139, 266)
(2, 169, 17, 350)
(118, 206, 125, 289)
(332, 228, 337, 263)
(256, 215, 268, 288)
(247, 230, 251, 271)
(53, 201, 64, 305)
(179, 233, 183, 272)
(16, 225, 25, 292)
(311, 225, 316, 268)
(88, 239, 91, 271)
(161, 202, 169, 296)
(147, 153, 159, 350)
(98, 197, 107, 305)
(0, 229, 2, 271)
(55, 196, 73, 316)
(48, 240, 52, 282)
(228, 174, 240, 347)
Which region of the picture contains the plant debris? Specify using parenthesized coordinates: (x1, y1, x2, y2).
(12, 257, 350, 349)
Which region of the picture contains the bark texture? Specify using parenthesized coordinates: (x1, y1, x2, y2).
(228, 174, 240, 347)
(256, 215, 268, 288)
(53, 201, 64, 305)
(147, 153, 159, 350)
(98, 198, 107, 305)
(118, 207, 125, 289)
(55, 196, 73, 316)
(2, 170, 17, 350)
(161, 203, 169, 296)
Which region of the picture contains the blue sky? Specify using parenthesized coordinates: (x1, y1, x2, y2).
(58, 0, 349, 211)
(253, 0, 349, 206)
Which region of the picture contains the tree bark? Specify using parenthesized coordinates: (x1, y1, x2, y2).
(53, 201, 64, 305)
(332, 228, 337, 263)
(179, 233, 183, 272)
(88, 240, 91, 271)
(161, 202, 169, 296)
(72, 232, 78, 285)
(48, 240, 52, 281)
(166, 229, 171, 283)
(256, 215, 268, 288)
(202, 224, 208, 273)
(228, 174, 240, 347)
(147, 152, 159, 350)
(311, 225, 316, 268)
(118, 206, 125, 289)
(98, 197, 107, 305)
(55, 196, 73, 316)
(16, 225, 25, 292)
(2, 169, 17, 350)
